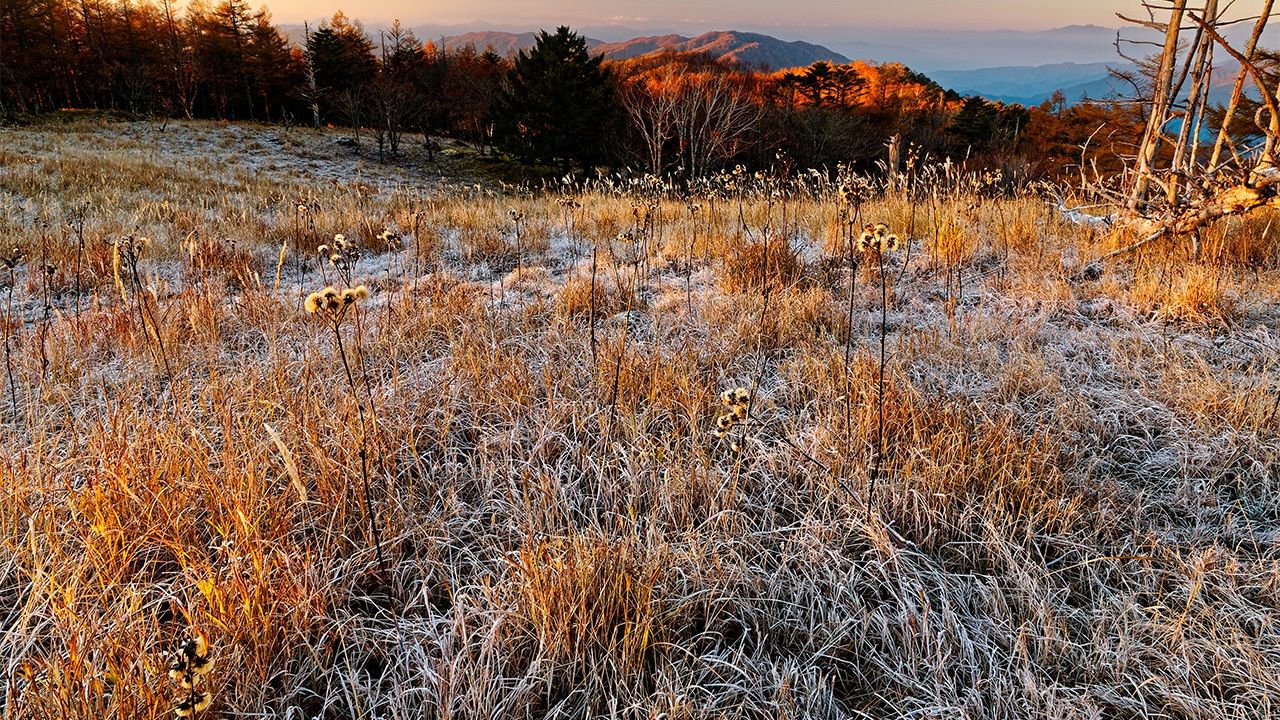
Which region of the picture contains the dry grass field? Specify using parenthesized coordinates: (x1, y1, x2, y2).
(2, 117, 1280, 719)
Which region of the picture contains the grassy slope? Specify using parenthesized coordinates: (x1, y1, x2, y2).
(1, 118, 1279, 719)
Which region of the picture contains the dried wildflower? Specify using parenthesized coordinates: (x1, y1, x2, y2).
(858, 223, 900, 254)
(856, 229, 873, 253)
(306, 284, 367, 320)
(168, 629, 214, 720)
(712, 386, 753, 448)
(173, 692, 211, 717)
(168, 632, 213, 688)
(0, 247, 21, 270)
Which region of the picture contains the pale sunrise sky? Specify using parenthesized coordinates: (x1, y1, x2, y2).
(262, 0, 1143, 31)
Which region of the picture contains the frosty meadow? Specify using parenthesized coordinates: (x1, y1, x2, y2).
(4, 0, 1280, 718)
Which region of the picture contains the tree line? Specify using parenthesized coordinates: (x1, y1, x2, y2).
(0, 0, 1146, 176)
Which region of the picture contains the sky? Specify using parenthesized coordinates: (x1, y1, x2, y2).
(264, 0, 1134, 31)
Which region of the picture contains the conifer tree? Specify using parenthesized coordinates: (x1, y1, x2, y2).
(494, 26, 614, 168)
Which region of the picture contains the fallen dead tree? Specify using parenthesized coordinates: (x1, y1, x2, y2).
(1062, 0, 1280, 276)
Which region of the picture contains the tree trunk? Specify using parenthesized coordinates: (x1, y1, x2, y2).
(1128, 0, 1188, 212)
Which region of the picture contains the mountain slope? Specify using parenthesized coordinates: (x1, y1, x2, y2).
(595, 31, 849, 69)
(441, 29, 848, 69)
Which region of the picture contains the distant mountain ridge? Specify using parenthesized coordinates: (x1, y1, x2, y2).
(441, 30, 849, 70)
(930, 59, 1250, 107)
(929, 62, 1128, 105)
(595, 31, 849, 68)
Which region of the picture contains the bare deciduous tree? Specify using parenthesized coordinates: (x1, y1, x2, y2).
(673, 72, 762, 177)
(620, 66, 685, 175)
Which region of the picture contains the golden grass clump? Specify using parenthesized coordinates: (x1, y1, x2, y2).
(507, 534, 664, 679)
(719, 237, 804, 293)
(556, 271, 638, 319)
(1127, 262, 1239, 325)
(184, 235, 259, 290)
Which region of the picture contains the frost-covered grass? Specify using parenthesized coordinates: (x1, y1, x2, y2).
(3, 119, 1280, 719)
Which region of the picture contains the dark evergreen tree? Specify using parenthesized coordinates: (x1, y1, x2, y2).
(946, 96, 1028, 154)
(493, 26, 614, 168)
(306, 11, 377, 121)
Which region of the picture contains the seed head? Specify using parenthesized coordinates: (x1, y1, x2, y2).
(173, 691, 211, 717)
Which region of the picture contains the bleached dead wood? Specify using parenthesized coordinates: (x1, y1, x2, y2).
(1060, 1, 1279, 274)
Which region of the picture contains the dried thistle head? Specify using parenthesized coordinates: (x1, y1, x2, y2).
(307, 285, 366, 319)
(859, 224, 898, 254)
(0, 246, 21, 270)
(856, 229, 874, 253)
(173, 691, 211, 717)
(168, 630, 213, 689)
